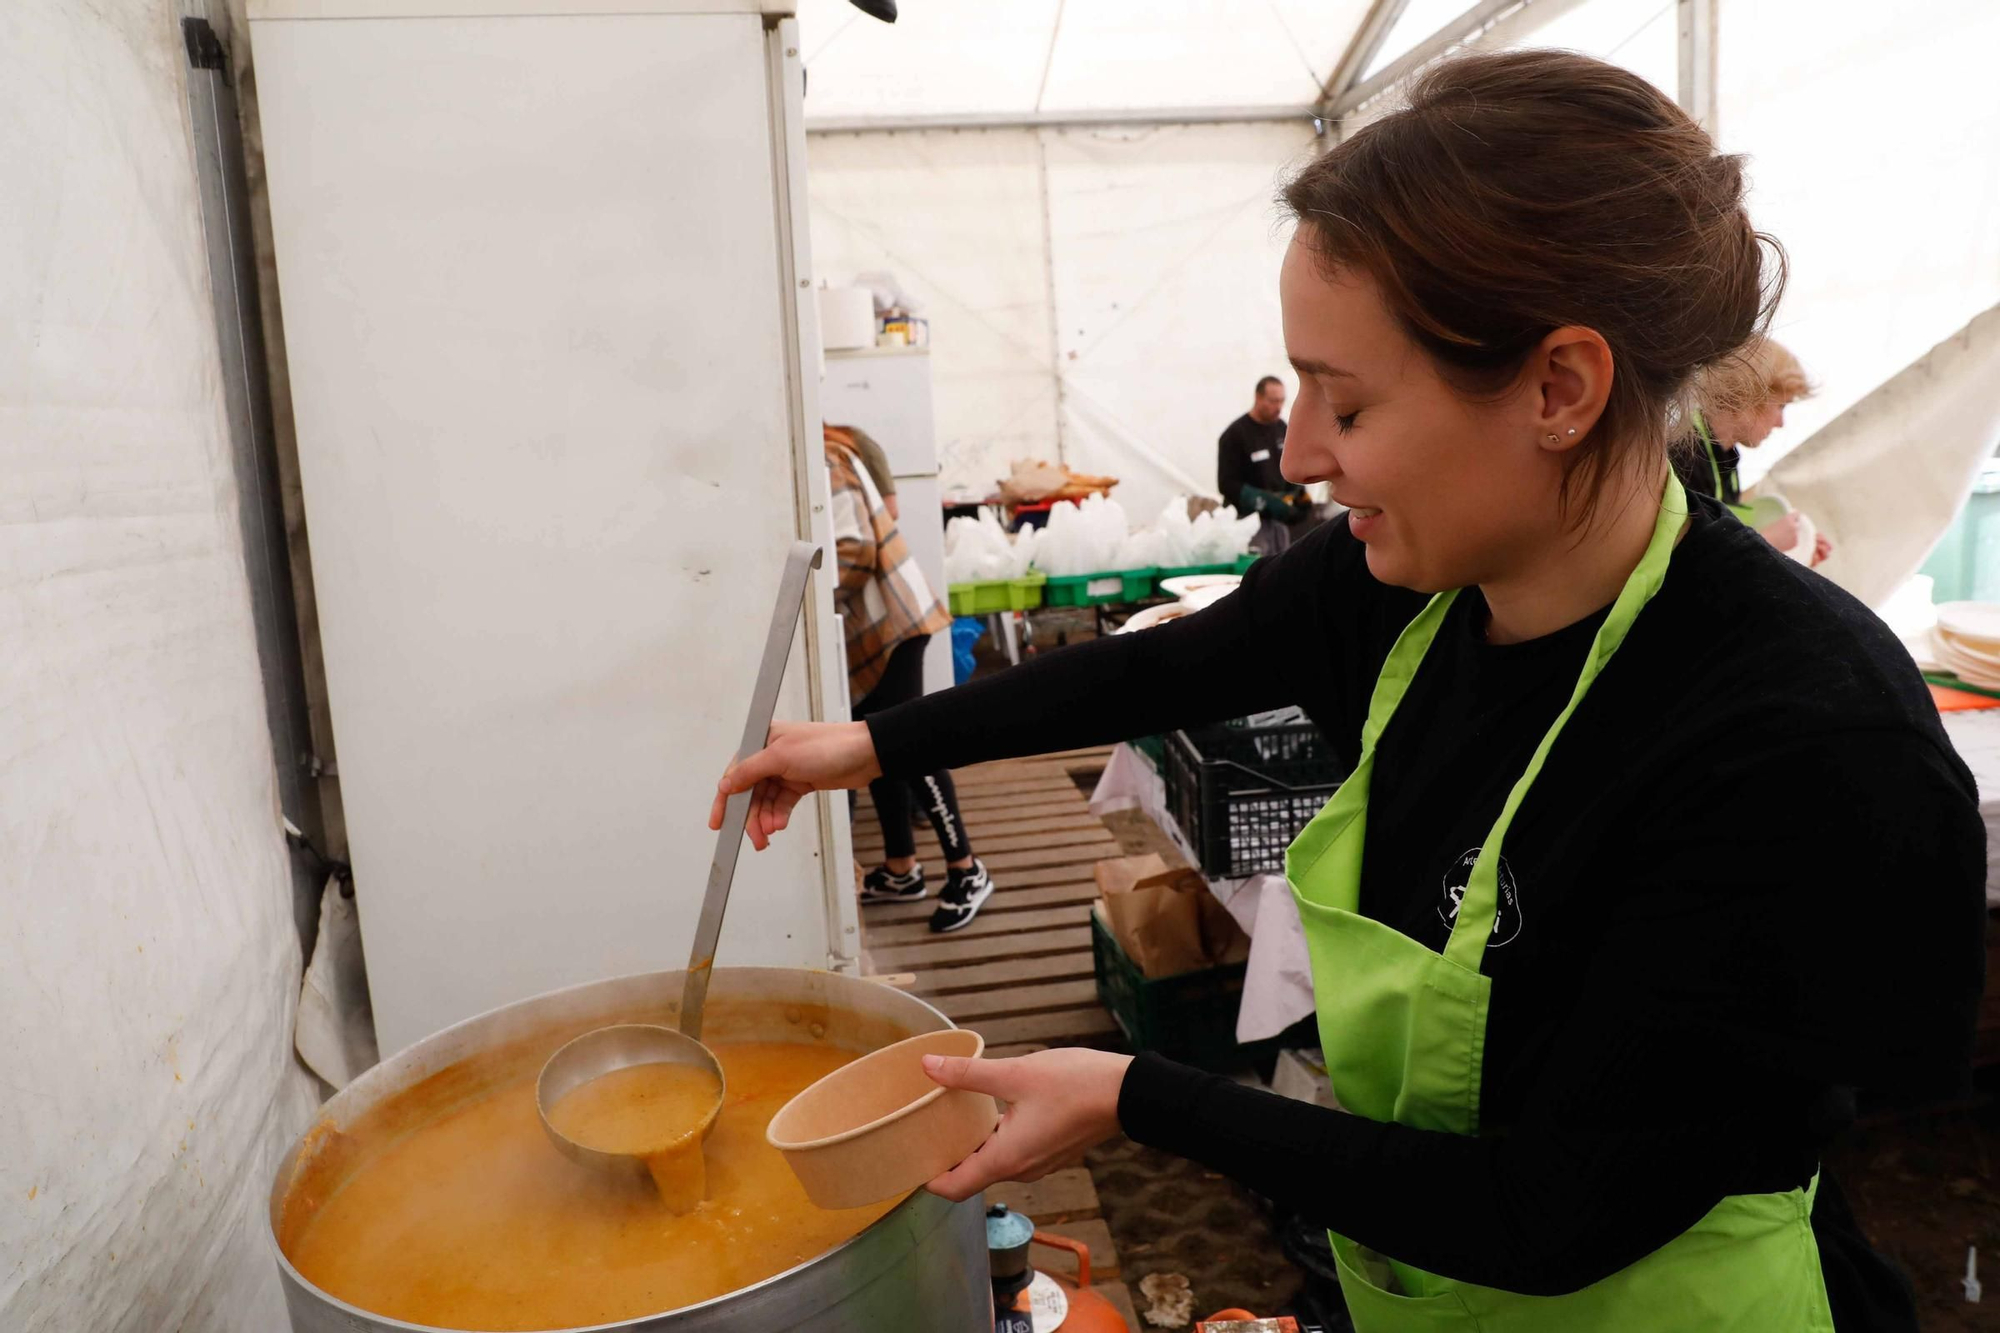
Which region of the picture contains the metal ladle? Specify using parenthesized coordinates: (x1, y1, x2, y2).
(536, 541, 823, 1187)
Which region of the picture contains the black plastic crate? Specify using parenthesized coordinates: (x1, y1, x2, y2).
(1162, 721, 1348, 878)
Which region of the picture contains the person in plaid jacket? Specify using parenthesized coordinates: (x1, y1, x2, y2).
(826, 426, 997, 933)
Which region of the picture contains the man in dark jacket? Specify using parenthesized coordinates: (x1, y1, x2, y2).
(1218, 376, 1312, 555)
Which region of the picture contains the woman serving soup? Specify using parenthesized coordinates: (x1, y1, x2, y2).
(715, 52, 1982, 1332)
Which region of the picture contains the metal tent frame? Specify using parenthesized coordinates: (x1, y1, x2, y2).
(803, 0, 1719, 136)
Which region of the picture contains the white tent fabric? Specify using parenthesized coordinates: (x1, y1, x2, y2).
(802, 0, 1681, 516)
(809, 121, 1313, 517)
(798, 0, 1370, 118)
(1764, 301, 2000, 610)
(810, 130, 1064, 495)
(1339, 0, 1677, 134)
(1721, 0, 2000, 487)
(1, 3, 319, 1328)
(1044, 123, 1314, 513)
(807, 0, 2000, 559)
(1494, 0, 1675, 95)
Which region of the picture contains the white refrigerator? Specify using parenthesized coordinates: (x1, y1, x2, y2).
(249, 0, 860, 1056)
(820, 347, 953, 695)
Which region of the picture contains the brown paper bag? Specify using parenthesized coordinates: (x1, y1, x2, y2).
(999, 457, 1067, 503)
(1095, 854, 1250, 979)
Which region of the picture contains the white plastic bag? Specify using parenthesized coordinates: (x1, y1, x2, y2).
(1147, 498, 1258, 567)
(1186, 505, 1260, 564)
(944, 510, 1037, 582)
(1113, 528, 1170, 570)
(1033, 495, 1132, 575)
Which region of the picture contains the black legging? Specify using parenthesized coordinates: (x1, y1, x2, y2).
(851, 636, 972, 864)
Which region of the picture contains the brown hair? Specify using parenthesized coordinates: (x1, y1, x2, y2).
(1282, 50, 1784, 516)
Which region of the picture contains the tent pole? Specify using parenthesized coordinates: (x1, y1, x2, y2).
(1318, 0, 1416, 108)
(1036, 133, 1067, 469)
(1677, 0, 1718, 134)
(805, 105, 1317, 134)
(1323, 0, 1533, 120)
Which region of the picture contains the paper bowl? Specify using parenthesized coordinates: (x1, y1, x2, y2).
(1781, 510, 1817, 565)
(766, 1029, 999, 1210)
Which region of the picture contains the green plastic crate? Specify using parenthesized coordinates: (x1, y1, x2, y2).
(1091, 909, 1279, 1071)
(947, 572, 1045, 616)
(1011, 572, 1048, 606)
(1042, 567, 1156, 607)
(1152, 561, 1237, 596)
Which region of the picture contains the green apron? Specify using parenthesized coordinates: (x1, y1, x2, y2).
(1284, 474, 1835, 1331)
(1690, 410, 1763, 526)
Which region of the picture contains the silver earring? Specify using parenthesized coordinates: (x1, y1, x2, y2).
(1546, 433, 1559, 444)
(1566, 428, 1577, 437)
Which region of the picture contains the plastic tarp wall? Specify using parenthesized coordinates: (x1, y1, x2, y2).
(1045, 124, 1319, 517)
(797, 0, 1370, 119)
(809, 130, 1062, 498)
(799, 0, 1347, 516)
(1718, 0, 2000, 487)
(1, 3, 319, 1328)
(809, 121, 1314, 518)
(1766, 302, 2000, 609)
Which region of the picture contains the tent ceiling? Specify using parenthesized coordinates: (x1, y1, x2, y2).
(796, 0, 1375, 120)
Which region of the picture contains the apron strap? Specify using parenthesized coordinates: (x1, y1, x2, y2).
(1443, 473, 1689, 969)
(1691, 411, 1728, 503)
(1360, 589, 1459, 753)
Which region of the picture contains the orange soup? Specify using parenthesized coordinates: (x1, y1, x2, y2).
(548, 1062, 722, 1213)
(285, 1041, 903, 1330)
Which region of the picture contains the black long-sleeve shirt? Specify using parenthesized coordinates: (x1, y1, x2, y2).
(869, 494, 1985, 1320)
(1671, 432, 1743, 505)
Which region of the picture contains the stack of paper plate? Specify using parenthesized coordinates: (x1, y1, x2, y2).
(1116, 602, 1194, 634)
(1934, 603, 2000, 688)
(1159, 573, 1241, 601)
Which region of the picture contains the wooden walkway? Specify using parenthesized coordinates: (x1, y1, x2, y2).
(853, 746, 1126, 1057)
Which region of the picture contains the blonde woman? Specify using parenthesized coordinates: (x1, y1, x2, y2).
(1674, 338, 1831, 564)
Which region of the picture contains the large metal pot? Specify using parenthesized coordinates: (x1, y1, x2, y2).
(269, 966, 989, 1332)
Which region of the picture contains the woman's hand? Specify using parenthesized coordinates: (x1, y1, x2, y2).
(1811, 532, 1833, 567)
(921, 1048, 1134, 1201)
(710, 720, 883, 850)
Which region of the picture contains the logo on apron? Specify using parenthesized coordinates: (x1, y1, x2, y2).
(1438, 847, 1523, 947)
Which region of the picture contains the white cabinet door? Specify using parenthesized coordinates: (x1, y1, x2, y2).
(821, 350, 938, 477)
(253, 10, 844, 1055)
